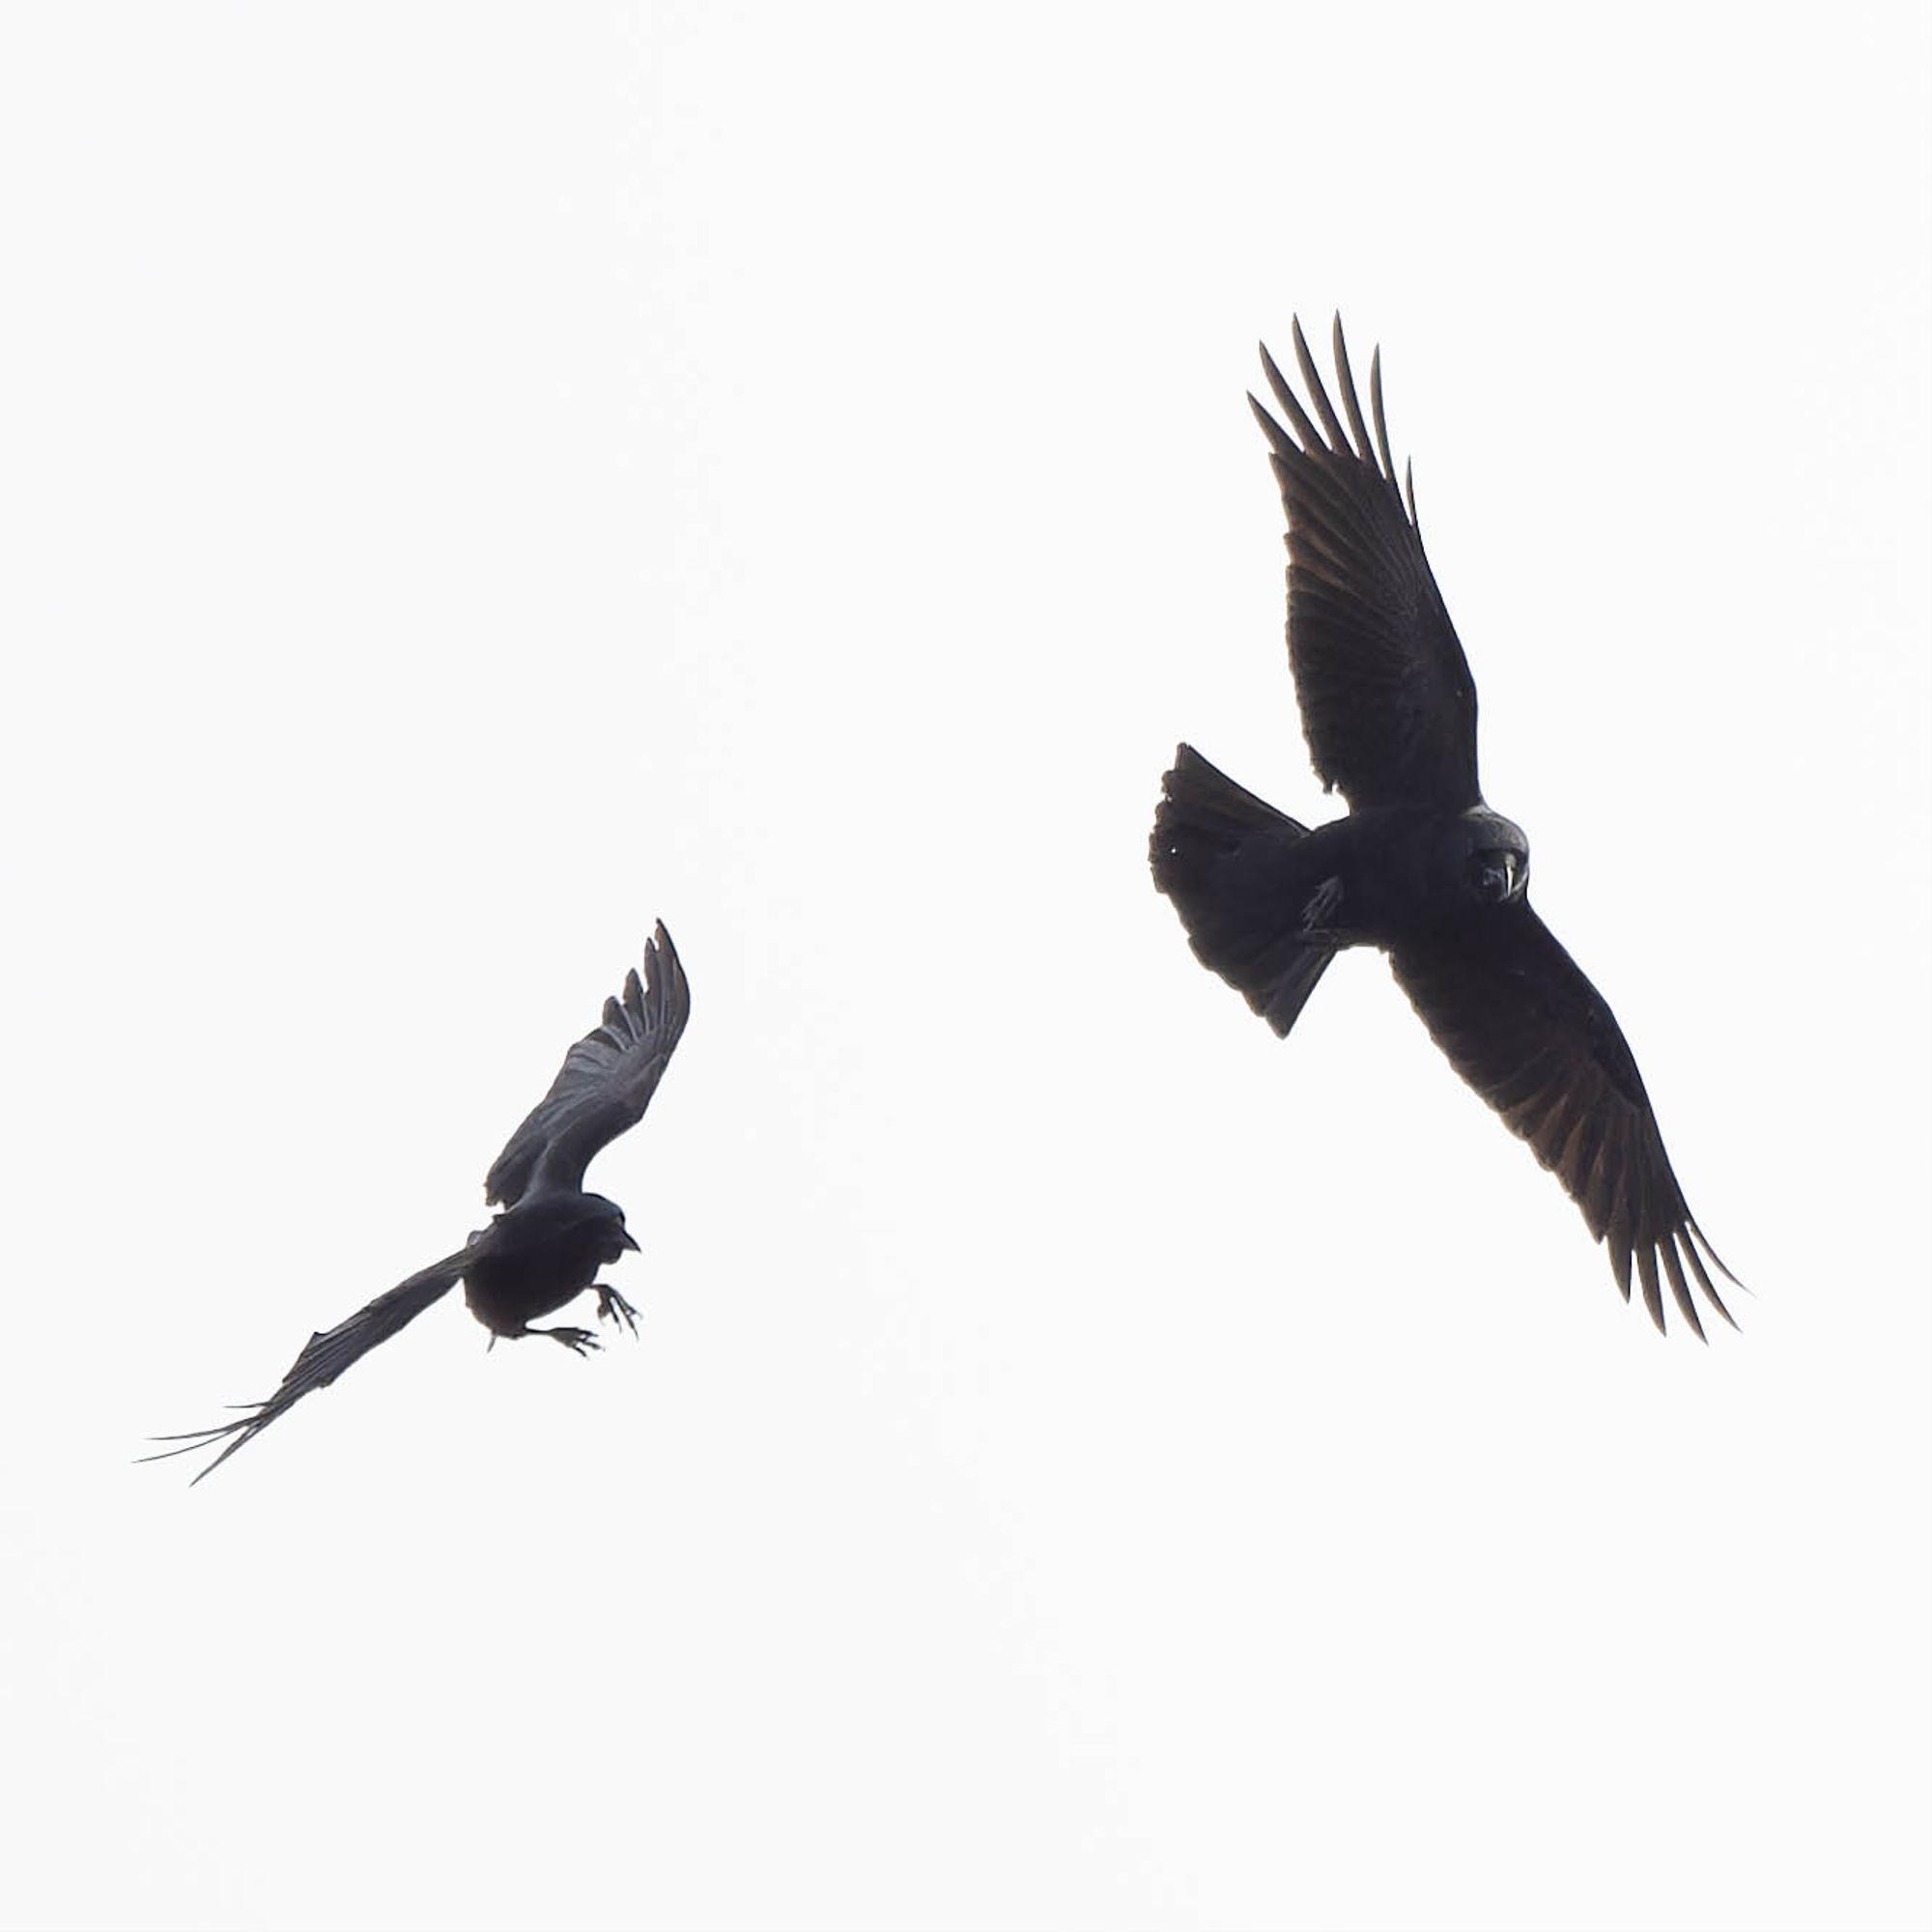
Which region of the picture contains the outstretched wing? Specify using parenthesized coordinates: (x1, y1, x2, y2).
(142, 1250, 469, 1482)
(1388, 903, 1741, 1336)
(1250, 315, 1481, 812)
(484, 923, 691, 1208)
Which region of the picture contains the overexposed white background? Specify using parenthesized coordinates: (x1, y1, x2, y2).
(3, 7, 1927, 1930)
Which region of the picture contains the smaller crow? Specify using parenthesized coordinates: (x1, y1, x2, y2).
(147, 923, 690, 1481)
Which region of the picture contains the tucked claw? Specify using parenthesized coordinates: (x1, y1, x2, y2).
(595, 1283, 641, 1338)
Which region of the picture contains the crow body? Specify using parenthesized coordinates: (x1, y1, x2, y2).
(457, 1190, 641, 1349)
(1151, 319, 1739, 1335)
(148, 923, 690, 1479)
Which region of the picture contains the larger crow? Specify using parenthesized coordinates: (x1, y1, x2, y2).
(148, 923, 690, 1479)
(1151, 319, 1740, 1335)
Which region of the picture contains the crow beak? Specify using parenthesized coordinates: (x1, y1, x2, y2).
(621, 1231, 640, 1252)
(1483, 854, 1521, 900)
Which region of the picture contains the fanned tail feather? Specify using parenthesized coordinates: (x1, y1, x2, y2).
(1151, 745, 1338, 1037)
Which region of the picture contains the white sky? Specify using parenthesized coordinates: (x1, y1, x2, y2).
(3, 6, 1928, 1930)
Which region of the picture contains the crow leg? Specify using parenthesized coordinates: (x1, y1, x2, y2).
(529, 1324, 602, 1355)
(594, 1282, 641, 1337)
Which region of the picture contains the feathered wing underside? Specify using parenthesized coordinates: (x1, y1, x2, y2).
(484, 922, 691, 1208)
(1388, 903, 1740, 1336)
(141, 1251, 470, 1482)
(1250, 315, 1481, 812)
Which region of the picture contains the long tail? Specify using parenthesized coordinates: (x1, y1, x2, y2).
(1150, 744, 1338, 1037)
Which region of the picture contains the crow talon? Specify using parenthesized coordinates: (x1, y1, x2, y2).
(595, 1285, 641, 1337)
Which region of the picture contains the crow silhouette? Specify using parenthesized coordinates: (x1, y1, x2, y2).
(148, 923, 690, 1479)
(1151, 319, 1740, 1335)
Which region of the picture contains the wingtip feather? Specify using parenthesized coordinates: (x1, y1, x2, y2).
(1247, 389, 1295, 457)
(1256, 342, 1321, 452)
(1660, 1236, 1708, 1342)
(1290, 314, 1350, 454)
(1328, 313, 1376, 467)
(1368, 346, 1398, 487)
(1683, 1221, 1744, 1329)
(1634, 1245, 1666, 1334)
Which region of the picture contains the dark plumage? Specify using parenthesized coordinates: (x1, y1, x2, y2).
(1151, 318, 1740, 1334)
(147, 923, 691, 1479)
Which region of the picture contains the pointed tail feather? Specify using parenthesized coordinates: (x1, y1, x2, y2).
(1151, 744, 1338, 1037)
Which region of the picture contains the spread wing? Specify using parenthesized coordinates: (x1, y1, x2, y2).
(142, 1250, 470, 1482)
(1388, 903, 1741, 1336)
(1250, 315, 1481, 812)
(484, 922, 690, 1208)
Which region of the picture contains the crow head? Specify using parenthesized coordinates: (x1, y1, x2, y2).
(1450, 809, 1529, 908)
(576, 1192, 640, 1265)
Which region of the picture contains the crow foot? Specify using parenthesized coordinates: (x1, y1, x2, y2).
(533, 1324, 602, 1355)
(595, 1283, 641, 1338)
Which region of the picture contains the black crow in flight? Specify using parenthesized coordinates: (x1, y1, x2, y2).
(1151, 319, 1740, 1335)
(148, 923, 690, 1479)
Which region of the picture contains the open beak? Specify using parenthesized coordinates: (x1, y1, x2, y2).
(1481, 854, 1522, 900)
